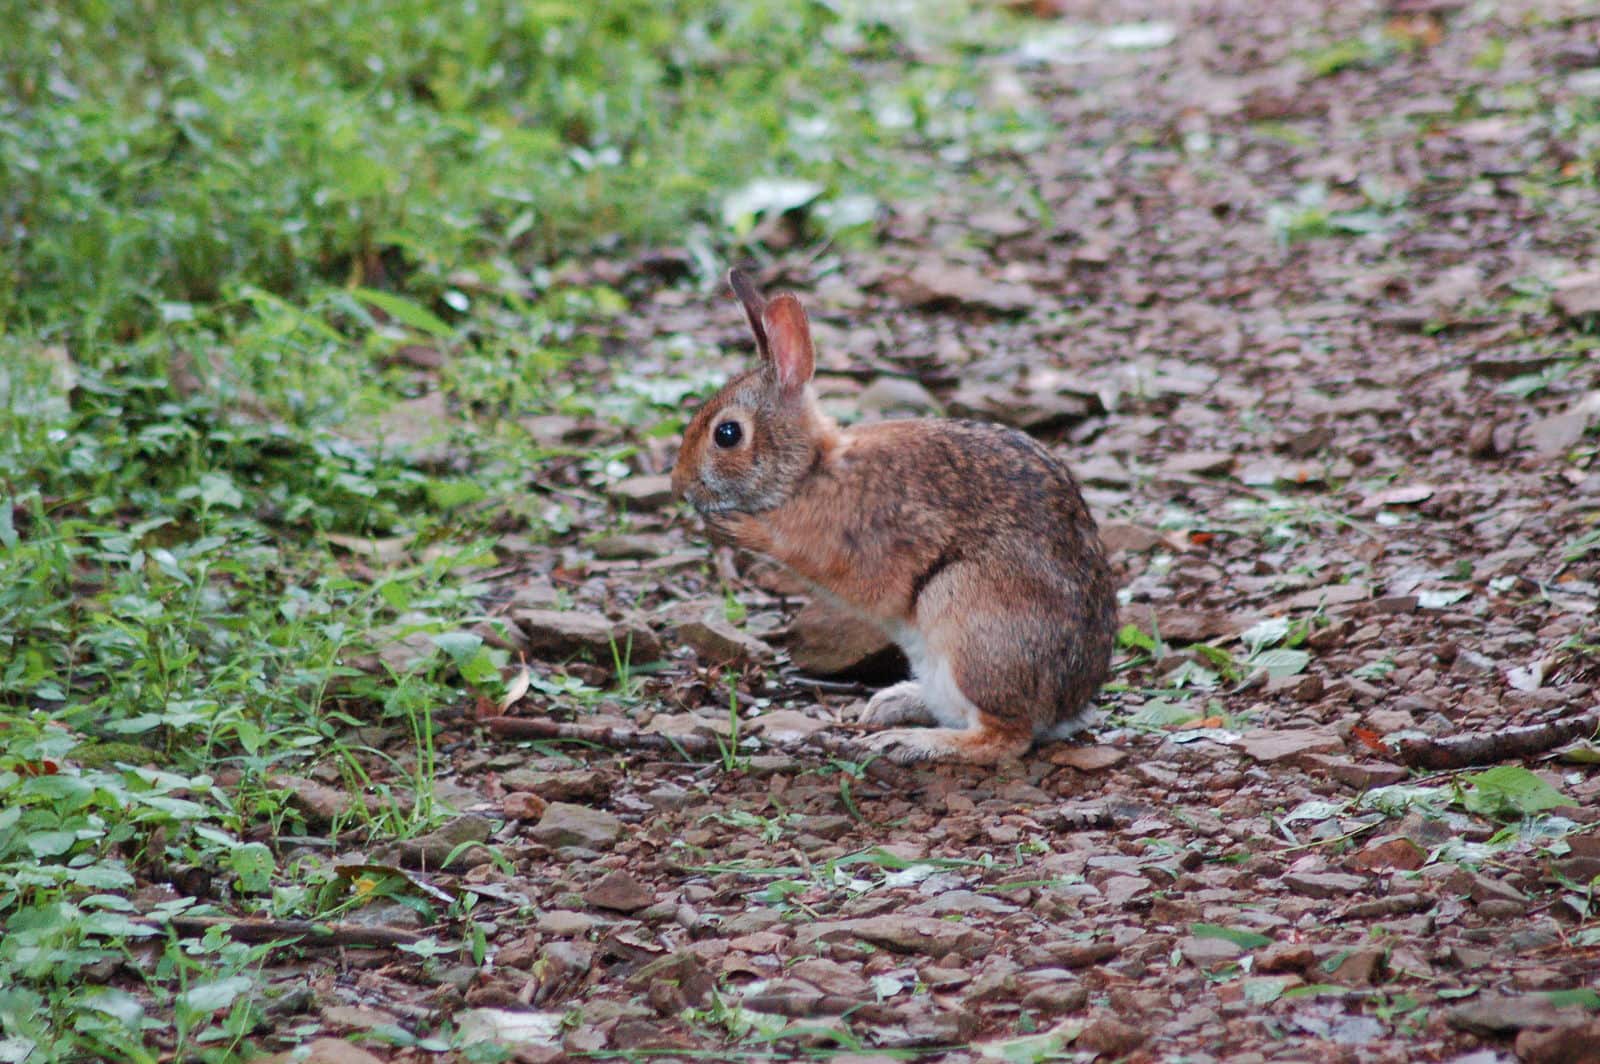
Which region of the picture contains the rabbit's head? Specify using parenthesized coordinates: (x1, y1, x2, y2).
(672, 271, 834, 520)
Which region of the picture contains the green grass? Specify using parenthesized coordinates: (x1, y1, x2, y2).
(0, 1, 1037, 1059)
(0, 0, 1025, 343)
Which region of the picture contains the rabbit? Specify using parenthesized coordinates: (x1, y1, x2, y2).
(671, 269, 1118, 764)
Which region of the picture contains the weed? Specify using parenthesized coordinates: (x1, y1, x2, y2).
(715, 675, 747, 773)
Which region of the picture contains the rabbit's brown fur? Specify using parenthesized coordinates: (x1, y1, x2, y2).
(672, 271, 1117, 764)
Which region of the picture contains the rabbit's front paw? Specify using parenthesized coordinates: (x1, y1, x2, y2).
(858, 681, 935, 727)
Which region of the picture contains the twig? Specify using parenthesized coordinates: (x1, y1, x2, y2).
(1395, 711, 1600, 771)
(1272, 818, 1384, 855)
(481, 715, 905, 784)
(138, 915, 425, 949)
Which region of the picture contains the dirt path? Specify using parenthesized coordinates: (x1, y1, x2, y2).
(274, 3, 1600, 1061)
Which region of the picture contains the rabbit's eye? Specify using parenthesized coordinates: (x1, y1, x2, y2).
(713, 421, 742, 448)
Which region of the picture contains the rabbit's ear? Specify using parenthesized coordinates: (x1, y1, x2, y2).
(728, 268, 769, 357)
(761, 293, 815, 399)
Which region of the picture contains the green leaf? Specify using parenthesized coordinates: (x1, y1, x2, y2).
(25, 831, 78, 858)
(175, 976, 253, 1017)
(67, 864, 135, 891)
(1116, 623, 1158, 652)
(1558, 740, 1600, 764)
(1242, 976, 1297, 1005)
(431, 631, 483, 662)
(1541, 988, 1600, 1011)
(721, 178, 824, 232)
(227, 842, 275, 893)
(352, 287, 454, 338)
(457, 647, 506, 690)
(1459, 766, 1567, 819)
(194, 472, 243, 509)
(976, 1025, 1081, 1062)
(1190, 923, 1273, 950)
(1282, 983, 1345, 999)
(1250, 648, 1310, 678)
(81, 912, 161, 939)
(1127, 699, 1200, 730)
(1417, 587, 1470, 609)
(0, 500, 17, 550)
(424, 478, 487, 509)
(1240, 617, 1290, 653)
(79, 988, 145, 1026)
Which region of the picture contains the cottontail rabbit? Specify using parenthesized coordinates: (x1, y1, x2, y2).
(672, 270, 1117, 764)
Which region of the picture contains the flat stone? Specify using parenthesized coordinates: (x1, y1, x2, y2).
(1525, 412, 1589, 457)
(921, 966, 972, 988)
(789, 958, 872, 998)
(1098, 522, 1166, 554)
(858, 376, 939, 414)
(886, 262, 1034, 315)
(528, 802, 622, 850)
(1284, 583, 1372, 611)
(749, 709, 829, 744)
(795, 915, 994, 958)
(642, 784, 694, 811)
(1077, 1016, 1148, 1058)
(537, 910, 604, 936)
(258, 1039, 387, 1064)
(1021, 981, 1089, 1014)
(502, 792, 547, 820)
(741, 978, 827, 1017)
(268, 773, 357, 826)
(1348, 836, 1426, 872)
(947, 381, 1095, 432)
(786, 599, 906, 680)
(1025, 940, 1119, 969)
(1101, 875, 1151, 909)
(588, 533, 672, 561)
(1119, 604, 1253, 644)
(383, 815, 493, 870)
(929, 889, 1020, 915)
(1517, 1020, 1600, 1064)
(1282, 871, 1367, 898)
(515, 608, 661, 664)
(1238, 728, 1345, 763)
(1328, 946, 1386, 986)
(645, 712, 732, 741)
(677, 614, 775, 666)
(499, 768, 608, 802)
(794, 814, 852, 841)
(1468, 872, 1527, 905)
(320, 1006, 398, 1031)
(1179, 935, 1248, 969)
(583, 870, 656, 913)
(1256, 943, 1316, 972)
(611, 474, 675, 509)
(1447, 994, 1578, 1035)
(1047, 745, 1128, 771)
(1161, 451, 1236, 476)
(1553, 271, 1600, 320)
(1299, 754, 1408, 790)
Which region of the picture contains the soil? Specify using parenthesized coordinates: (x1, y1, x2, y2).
(256, 2, 1600, 1061)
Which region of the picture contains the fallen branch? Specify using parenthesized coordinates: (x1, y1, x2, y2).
(1396, 711, 1600, 771)
(481, 715, 904, 784)
(137, 915, 425, 949)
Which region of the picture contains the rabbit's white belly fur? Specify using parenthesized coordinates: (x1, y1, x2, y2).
(890, 625, 980, 729)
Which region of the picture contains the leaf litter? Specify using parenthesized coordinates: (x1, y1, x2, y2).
(10, 0, 1600, 1061)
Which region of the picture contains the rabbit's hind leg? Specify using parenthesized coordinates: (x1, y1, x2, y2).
(858, 681, 936, 727)
(860, 717, 1031, 765)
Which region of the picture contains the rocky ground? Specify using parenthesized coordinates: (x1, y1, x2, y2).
(259, 2, 1600, 1061)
